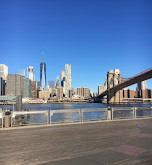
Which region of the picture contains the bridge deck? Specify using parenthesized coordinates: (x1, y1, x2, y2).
(0, 119, 152, 165)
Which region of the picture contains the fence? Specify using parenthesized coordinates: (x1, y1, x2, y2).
(11, 110, 49, 127)
(0, 107, 152, 128)
(50, 108, 107, 124)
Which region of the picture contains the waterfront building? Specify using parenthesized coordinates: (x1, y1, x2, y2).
(31, 81, 37, 99)
(6, 74, 25, 97)
(77, 87, 91, 98)
(51, 88, 57, 97)
(69, 88, 75, 98)
(61, 71, 65, 96)
(40, 62, 46, 90)
(23, 78, 31, 98)
(56, 76, 59, 87)
(137, 80, 147, 90)
(49, 81, 55, 89)
(39, 91, 51, 99)
(28, 66, 35, 81)
(0, 64, 8, 78)
(98, 85, 106, 95)
(65, 64, 72, 98)
(56, 86, 63, 99)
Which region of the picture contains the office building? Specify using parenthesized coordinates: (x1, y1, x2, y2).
(0, 77, 6, 95)
(23, 78, 31, 98)
(31, 81, 37, 99)
(39, 91, 51, 99)
(137, 81, 147, 90)
(65, 64, 72, 98)
(61, 71, 65, 82)
(57, 86, 63, 99)
(56, 76, 59, 87)
(0, 64, 8, 78)
(37, 81, 41, 87)
(49, 81, 55, 89)
(98, 85, 106, 95)
(28, 66, 35, 81)
(6, 74, 25, 96)
(77, 87, 91, 98)
(40, 62, 46, 90)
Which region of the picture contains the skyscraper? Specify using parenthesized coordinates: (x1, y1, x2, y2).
(56, 76, 59, 87)
(137, 80, 147, 90)
(61, 71, 65, 96)
(49, 81, 55, 89)
(65, 64, 72, 98)
(40, 62, 46, 90)
(0, 64, 8, 78)
(28, 66, 35, 81)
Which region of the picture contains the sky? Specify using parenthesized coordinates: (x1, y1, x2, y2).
(0, 0, 152, 93)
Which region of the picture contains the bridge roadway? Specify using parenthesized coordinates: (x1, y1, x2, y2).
(0, 119, 152, 165)
(98, 67, 152, 99)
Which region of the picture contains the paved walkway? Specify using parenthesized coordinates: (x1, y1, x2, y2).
(0, 119, 152, 165)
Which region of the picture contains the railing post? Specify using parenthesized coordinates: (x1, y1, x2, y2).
(11, 111, 13, 127)
(50, 112, 53, 124)
(107, 106, 112, 120)
(2, 112, 3, 128)
(47, 110, 49, 125)
(111, 107, 113, 120)
(134, 107, 136, 119)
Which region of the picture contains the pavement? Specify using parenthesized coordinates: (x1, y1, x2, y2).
(0, 118, 152, 165)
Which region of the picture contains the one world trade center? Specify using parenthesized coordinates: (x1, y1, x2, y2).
(40, 62, 46, 90)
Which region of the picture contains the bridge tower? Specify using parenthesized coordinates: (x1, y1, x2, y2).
(107, 69, 123, 103)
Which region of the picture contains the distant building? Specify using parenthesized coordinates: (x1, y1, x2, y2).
(56, 76, 59, 87)
(0, 77, 6, 95)
(39, 91, 50, 99)
(56, 86, 63, 99)
(65, 64, 72, 98)
(40, 62, 46, 90)
(49, 81, 55, 89)
(69, 88, 75, 98)
(137, 81, 147, 90)
(51, 88, 57, 97)
(0, 64, 8, 78)
(28, 66, 35, 81)
(37, 81, 41, 87)
(98, 85, 106, 95)
(31, 81, 37, 99)
(77, 87, 91, 98)
(6, 74, 25, 97)
(61, 71, 65, 82)
(23, 78, 31, 98)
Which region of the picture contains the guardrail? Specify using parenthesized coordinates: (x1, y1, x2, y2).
(11, 110, 49, 127)
(0, 107, 152, 128)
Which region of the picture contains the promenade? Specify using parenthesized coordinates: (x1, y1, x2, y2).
(0, 118, 152, 165)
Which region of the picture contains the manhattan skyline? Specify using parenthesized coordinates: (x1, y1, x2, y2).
(1, 0, 152, 92)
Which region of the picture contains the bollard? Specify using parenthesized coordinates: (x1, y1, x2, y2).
(5, 111, 11, 128)
(107, 106, 112, 120)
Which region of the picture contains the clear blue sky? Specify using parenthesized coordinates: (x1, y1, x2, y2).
(0, 0, 152, 93)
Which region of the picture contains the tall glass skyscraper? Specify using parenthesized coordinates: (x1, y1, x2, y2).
(40, 62, 46, 90)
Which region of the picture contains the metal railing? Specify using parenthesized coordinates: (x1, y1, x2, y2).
(11, 110, 49, 127)
(50, 108, 107, 124)
(0, 107, 152, 128)
(111, 107, 134, 120)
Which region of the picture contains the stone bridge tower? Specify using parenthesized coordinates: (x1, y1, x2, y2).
(107, 69, 122, 103)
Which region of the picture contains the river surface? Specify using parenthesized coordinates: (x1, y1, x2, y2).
(1, 102, 152, 111)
